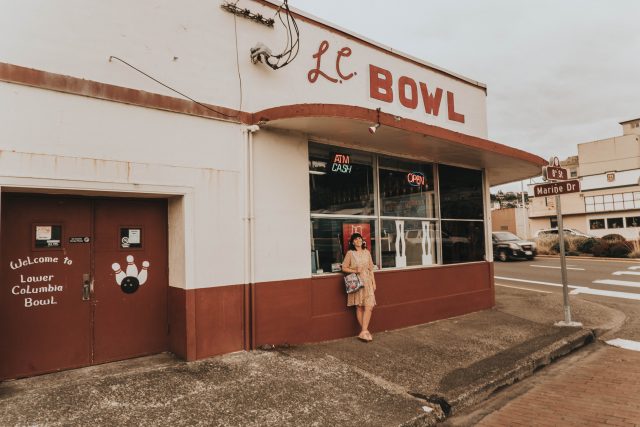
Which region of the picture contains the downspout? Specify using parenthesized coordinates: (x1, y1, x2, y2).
(243, 125, 259, 351)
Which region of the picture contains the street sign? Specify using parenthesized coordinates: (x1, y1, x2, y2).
(542, 166, 569, 181)
(536, 156, 583, 327)
(533, 180, 580, 197)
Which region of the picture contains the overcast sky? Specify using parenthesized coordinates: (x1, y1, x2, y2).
(291, 0, 640, 192)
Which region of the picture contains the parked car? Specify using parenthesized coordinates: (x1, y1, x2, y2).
(492, 231, 537, 261)
(534, 228, 591, 238)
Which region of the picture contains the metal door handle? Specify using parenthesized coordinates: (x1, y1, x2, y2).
(82, 273, 91, 301)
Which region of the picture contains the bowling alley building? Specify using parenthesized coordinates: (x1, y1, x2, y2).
(0, 0, 544, 379)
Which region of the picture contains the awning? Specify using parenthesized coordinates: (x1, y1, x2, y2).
(252, 104, 545, 186)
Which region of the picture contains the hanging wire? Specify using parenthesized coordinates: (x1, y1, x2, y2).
(108, 56, 238, 119)
(263, 0, 300, 70)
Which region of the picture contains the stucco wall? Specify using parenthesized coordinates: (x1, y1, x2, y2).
(0, 0, 488, 139)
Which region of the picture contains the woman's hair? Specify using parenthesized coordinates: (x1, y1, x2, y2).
(348, 232, 367, 251)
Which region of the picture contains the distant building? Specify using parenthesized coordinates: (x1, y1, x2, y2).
(492, 207, 530, 238)
(529, 118, 640, 239)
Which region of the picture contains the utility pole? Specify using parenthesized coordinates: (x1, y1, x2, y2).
(520, 180, 527, 238)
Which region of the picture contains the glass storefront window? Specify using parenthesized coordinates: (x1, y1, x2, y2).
(589, 219, 605, 230)
(308, 142, 487, 273)
(380, 219, 437, 268)
(439, 165, 484, 220)
(310, 218, 376, 274)
(379, 157, 435, 218)
(309, 143, 374, 216)
(441, 220, 485, 264)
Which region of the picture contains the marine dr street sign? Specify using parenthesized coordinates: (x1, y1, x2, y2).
(533, 179, 581, 197)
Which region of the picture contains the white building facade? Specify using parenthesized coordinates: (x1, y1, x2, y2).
(0, 0, 543, 379)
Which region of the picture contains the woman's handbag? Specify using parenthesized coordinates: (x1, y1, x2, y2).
(344, 273, 363, 294)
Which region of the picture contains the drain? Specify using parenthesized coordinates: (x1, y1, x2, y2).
(408, 392, 451, 416)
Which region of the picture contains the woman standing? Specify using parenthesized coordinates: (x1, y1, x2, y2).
(342, 232, 377, 342)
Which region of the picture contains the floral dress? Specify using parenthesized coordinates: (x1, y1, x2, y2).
(343, 249, 377, 307)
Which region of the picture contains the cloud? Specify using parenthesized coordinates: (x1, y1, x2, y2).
(292, 0, 640, 190)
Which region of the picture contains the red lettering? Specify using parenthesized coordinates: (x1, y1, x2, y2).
(447, 91, 465, 123)
(369, 64, 393, 103)
(332, 154, 350, 164)
(336, 47, 355, 81)
(308, 41, 338, 84)
(398, 76, 418, 109)
(419, 83, 443, 116)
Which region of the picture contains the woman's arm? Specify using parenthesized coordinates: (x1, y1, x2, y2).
(341, 251, 354, 274)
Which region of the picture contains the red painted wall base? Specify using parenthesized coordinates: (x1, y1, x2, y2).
(168, 262, 495, 358)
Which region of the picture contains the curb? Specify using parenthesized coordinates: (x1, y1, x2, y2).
(441, 328, 595, 421)
(536, 254, 640, 263)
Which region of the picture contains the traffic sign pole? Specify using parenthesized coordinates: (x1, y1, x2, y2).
(556, 195, 572, 324)
(537, 157, 583, 327)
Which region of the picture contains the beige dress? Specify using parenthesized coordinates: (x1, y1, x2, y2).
(343, 249, 377, 307)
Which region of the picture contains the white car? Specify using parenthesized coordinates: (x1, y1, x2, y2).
(534, 228, 592, 238)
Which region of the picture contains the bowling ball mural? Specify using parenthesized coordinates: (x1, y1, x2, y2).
(111, 255, 150, 294)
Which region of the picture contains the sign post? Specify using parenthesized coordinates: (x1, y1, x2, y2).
(535, 157, 582, 327)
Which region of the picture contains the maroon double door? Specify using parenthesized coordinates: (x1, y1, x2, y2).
(0, 194, 168, 380)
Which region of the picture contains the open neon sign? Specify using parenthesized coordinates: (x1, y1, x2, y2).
(330, 153, 352, 174)
(407, 172, 426, 187)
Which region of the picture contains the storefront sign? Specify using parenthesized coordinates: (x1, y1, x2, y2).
(369, 64, 465, 123)
(330, 152, 352, 174)
(7, 255, 73, 308)
(308, 40, 356, 84)
(406, 172, 426, 187)
(534, 180, 580, 197)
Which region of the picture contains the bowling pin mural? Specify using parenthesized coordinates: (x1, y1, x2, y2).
(395, 220, 407, 267)
(125, 255, 139, 277)
(111, 255, 150, 294)
(421, 221, 433, 265)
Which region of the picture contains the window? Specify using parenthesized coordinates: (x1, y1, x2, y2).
(309, 145, 374, 216)
(585, 191, 640, 212)
(439, 165, 485, 264)
(607, 217, 623, 229)
(379, 157, 437, 268)
(310, 218, 376, 274)
(589, 219, 604, 230)
(308, 142, 486, 274)
(550, 217, 558, 228)
(626, 216, 640, 228)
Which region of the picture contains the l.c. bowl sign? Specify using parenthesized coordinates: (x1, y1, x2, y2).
(534, 180, 580, 197)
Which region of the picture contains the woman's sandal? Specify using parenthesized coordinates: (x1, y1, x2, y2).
(358, 331, 373, 342)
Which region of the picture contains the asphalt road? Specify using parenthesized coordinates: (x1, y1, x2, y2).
(495, 255, 640, 341)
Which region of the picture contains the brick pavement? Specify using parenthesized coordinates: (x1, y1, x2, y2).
(477, 346, 640, 427)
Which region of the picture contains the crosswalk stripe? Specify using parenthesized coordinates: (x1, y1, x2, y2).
(495, 283, 552, 293)
(605, 338, 640, 352)
(592, 279, 640, 288)
(612, 271, 640, 276)
(570, 287, 640, 300)
(494, 276, 579, 289)
(629, 266, 640, 270)
(530, 265, 585, 271)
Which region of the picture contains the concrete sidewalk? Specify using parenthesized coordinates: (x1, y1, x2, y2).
(0, 286, 624, 426)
